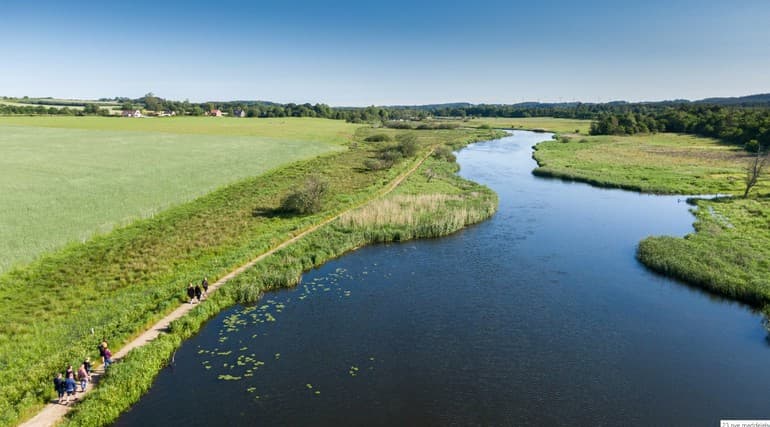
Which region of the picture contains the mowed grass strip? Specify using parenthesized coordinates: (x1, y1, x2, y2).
(532, 133, 765, 195)
(0, 118, 357, 272)
(0, 125, 503, 426)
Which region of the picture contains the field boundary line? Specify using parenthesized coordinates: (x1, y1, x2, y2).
(20, 147, 434, 427)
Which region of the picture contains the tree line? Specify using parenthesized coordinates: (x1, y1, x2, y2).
(589, 105, 770, 150)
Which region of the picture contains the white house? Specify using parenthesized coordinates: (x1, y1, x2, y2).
(121, 109, 142, 118)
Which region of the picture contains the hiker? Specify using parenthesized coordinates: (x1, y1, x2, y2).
(194, 283, 203, 302)
(187, 282, 195, 304)
(77, 363, 91, 392)
(65, 364, 74, 380)
(103, 346, 114, 368)
(53, 373, 65, 404)
(84, 357, 92, 375)
(202, 277, 209, 297)
(63, 373, 77, 404)
(99, 338, 108, 364)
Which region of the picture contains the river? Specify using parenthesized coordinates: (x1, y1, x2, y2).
(114, 131, 769, 426)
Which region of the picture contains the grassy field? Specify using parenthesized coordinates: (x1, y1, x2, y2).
(464, 117, 591, 134)
(532, 133, 765, 195)
(0, 117, 358, 272)
(530, 127, 770, 324)
(0, 116, 355, 141)
(0, 123, 503, 426)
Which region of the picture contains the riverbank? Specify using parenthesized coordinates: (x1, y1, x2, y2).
(3, 125, 504, 427)
(530, 130, 770, 320)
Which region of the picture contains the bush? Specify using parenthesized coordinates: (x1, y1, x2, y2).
(364, 133, 391, 142)
(396, 134, 418, 157)
(364, 159, 389, 171)
(478, 124, 492, 129)
(433, 145, 456, 162)
(280, 175, 329, 214)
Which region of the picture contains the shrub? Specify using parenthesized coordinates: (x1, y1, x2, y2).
(364, 159, 388, 171)
(364, 134, 391, 142)
(280, 175, 329, 214)
(396, 134, 419, 157)
(433, 145, 456, 162)
(478, 124, 492, 129)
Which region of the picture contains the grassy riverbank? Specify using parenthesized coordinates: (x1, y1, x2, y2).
(531, 128, 770, 318)
(532, 133, 762, 195)
(1, 124, 503, 426)
(60, 132, 502, 426)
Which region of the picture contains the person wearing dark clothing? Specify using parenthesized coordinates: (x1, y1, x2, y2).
(194, 284, 202, 302)
(84, 357, 92, 375)
(65, 365, 74, 380)
(64, 374, 77, 404)
(53, 373, 65, 403)
(187, 282, 195, 304)
(202, 277, 209, 297)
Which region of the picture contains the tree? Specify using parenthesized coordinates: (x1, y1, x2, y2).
(280, 174, 329, 214)
(744, 143, 768, 198)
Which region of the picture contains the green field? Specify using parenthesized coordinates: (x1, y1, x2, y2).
(0, 117, 358, 272)
(465, 117, 591, 134)
(533, 133, 764, 195)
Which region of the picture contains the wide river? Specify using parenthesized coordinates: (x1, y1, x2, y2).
(115, 131, 769, 426)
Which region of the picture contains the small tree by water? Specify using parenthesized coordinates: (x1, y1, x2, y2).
(744, 143, 768, 198)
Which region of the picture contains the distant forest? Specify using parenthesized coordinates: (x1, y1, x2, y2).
(2, 93, 769, 149)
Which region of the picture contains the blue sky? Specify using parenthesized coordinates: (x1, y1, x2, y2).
(1, 0, 768, 105)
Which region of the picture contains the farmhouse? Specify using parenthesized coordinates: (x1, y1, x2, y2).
(208, 109, 223, 117)
(121, 109, 142, 118)
(233, 108, 246, 118)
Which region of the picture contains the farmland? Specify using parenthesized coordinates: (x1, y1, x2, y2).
(0, 117, 357, 272)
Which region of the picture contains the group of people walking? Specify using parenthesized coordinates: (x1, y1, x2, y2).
(52, 277, 211, 405)
(52, 359, 92, 405)
(52, 338, 112, 405)
(187, 277, 209, 304)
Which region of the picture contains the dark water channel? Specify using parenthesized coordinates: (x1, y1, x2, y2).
(115, 131, 769, 426)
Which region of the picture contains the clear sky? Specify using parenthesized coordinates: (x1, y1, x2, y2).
(1, 0, 768, 106)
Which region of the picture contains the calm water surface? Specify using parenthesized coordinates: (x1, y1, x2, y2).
(115, 131, 769, 426)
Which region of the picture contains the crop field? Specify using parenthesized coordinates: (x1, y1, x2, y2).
(0, 117, 358, 272)
(532, 132, 765, 195)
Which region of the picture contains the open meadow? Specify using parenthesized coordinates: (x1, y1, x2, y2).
(532, 132, 765, 195)
(0, 117, 357, 272)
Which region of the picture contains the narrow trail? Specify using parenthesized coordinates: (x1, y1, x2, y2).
(21, 148, 434, 427)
